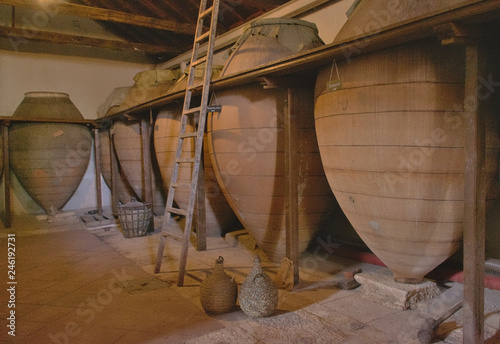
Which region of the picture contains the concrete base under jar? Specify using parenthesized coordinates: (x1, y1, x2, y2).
(355, 269, 441, 310)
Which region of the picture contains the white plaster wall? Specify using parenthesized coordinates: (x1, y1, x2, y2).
(0, 50, 153, 214)
(301, 0, 356, 44)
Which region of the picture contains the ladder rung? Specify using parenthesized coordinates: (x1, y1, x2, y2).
(171, 182, 191, 189)
(179, 132, 198, 139)
(165, 206, 188, 217)
(199, 6, 213, 20)
(195, 30, 210, 43)
(192, 56, 207, 67)
(176, 157, 195, 164)
(183, 106, 201, 115)
(161, 232, 183, 242)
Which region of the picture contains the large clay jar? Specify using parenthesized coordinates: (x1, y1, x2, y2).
(207, 18, 337, 261)
(96, 87, 137, 213)
(98, 128, 136, 208)
(154, 65, 239, 236)
(113, 120, 166, 215)
(112, 71, 179, 216)
(118, 69, 179, 111)
(314, 0, 500, 283)
(10, 92, 92, 214)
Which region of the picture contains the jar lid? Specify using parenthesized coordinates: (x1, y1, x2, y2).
(248, 18, 318, 33)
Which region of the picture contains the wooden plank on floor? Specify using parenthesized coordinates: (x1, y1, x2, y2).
(80, 214, 115, 229)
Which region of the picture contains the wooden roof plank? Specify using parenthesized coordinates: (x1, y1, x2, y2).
(0, 25, 185, 55)
(0, 0, 196, 34)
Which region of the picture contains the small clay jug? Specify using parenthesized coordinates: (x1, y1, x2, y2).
(239, 256, 279, 318)
(199, 256, 237, 314)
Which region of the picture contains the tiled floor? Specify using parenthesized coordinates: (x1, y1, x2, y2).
(1, 211, 500, 344)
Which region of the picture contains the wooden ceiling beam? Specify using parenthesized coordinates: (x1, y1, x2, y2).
(219, 1, 245, 25)
(0, 0, 196, 35)
(143, 0, 194, 24)
(0, 25, 185, 55)
(243, 0, 288, 10)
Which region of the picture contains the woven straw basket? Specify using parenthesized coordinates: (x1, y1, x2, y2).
(239, 256, 279, 318)
(199, 256, 237, 314)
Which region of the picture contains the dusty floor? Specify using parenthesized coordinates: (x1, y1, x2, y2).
(1, 210, 500, 344)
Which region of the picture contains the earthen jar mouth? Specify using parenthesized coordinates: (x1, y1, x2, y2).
(248, 18, 319, 33)
(24, 91, 70, 98)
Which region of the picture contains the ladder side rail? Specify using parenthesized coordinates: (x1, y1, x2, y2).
(186, 0, 219, 233)
(177, 0, 220, 285)
(156, 0, 220, 279)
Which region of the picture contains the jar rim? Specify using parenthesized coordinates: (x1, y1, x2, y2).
(24, 92, 70, 98)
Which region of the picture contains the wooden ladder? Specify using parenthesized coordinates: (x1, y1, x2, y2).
(155, 0, 220, 286)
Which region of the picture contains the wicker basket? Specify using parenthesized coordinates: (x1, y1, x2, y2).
(118, 198, 153, 238)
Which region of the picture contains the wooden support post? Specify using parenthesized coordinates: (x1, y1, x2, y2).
(148, 112, 158, 224)
(195, 149, 207, 251)
(110, 124, 120, 216)
(93, 128, 103, 217)
(436, 24, 486, 343)
(2, 124, 10, 228)
(285, 87, 300, 286)
(140, 119, 154, 231)
(140, 119, 153, 203)
(463, 43, 485, 344)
